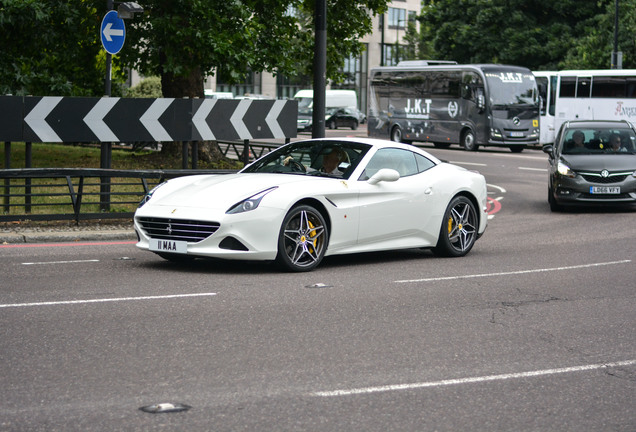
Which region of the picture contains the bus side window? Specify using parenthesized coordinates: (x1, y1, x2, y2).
(560, 76, 576, 97)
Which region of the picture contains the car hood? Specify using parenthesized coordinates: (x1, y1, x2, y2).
(151, 173, 332, 210)
(562, 154, 636, 172)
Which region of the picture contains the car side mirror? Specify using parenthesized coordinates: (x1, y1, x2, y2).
(542, 144, 555, 160)
(368, 168, 400, 185)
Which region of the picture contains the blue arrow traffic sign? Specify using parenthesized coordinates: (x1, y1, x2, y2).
(101, 10, 126, 55)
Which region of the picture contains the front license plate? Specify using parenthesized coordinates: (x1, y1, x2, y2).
(509, 131, 524, 137)
(149, 239, 188, 254)
(590, 186, 620, 194)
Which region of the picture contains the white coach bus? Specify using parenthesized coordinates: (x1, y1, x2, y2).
(534, 69, 636, 145)
(368, 62, 540, 152)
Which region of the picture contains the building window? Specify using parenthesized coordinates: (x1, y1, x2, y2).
(388, 8, 406, 28)
(332, 44, 368, 113)
(277, 74, 311, 100)
(215, 70, 261, 97)
(383, 44, 403, 66)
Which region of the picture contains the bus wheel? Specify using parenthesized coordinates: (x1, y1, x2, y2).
(509, 145, 525, 153)
(462, 129, 478, 151)
(390, 126, 403, 142)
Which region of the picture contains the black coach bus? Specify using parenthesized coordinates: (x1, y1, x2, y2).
(368, 62, 540, 152)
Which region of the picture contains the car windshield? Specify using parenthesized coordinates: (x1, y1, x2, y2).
(241, 140, 372, 179)
(560, 127, 636, 155)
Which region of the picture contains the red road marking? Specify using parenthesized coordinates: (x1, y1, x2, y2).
(0, 241, 136, 249)
(486, 197, 502, 215)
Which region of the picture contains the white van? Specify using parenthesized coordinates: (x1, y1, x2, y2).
(294, 89, 357, 110)
(204, 90, 234, 99)
(295, 90, 359, 131)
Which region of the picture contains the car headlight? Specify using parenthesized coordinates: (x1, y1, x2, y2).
(557, 161, 576, 178)
(138, 182, 166, 208)
(226, 187, 277, 214)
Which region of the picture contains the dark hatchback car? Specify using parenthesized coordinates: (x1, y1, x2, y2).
(326, 107, 362, 130)
(543, 120, 636, 211)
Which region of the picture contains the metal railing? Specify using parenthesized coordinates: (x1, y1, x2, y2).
(0, 168, 235, 223)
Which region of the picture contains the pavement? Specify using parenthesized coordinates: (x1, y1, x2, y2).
(0, 219, 137, 244)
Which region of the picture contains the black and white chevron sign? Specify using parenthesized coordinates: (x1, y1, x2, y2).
(0, 96, 297, 143)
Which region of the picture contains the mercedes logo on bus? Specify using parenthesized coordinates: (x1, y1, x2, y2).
(512, 117, 520, 125)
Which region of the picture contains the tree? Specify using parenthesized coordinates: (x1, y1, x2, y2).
(121, 0, 389, 97)
(1, 0, 389, 97)
(562, 0, 636, 69)
(0, 0, 107, 96)
(418, 0, 613, 70)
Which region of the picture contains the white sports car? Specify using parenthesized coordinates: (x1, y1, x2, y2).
(134, 138, 488, 271)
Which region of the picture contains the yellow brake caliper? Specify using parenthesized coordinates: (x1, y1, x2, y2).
(307, 220, 317, 252)
(448, 217, 461, 234)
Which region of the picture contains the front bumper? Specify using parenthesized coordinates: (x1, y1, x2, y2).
(134, 205, 284, 261)
(551, 174, 636, 206)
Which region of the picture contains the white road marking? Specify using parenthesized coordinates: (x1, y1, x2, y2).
(0, 293, 217, 309)
(519, 166, 547, 172)
(395, 260, 631, 284)
(22, 259, 100, 265)
(313, 359, 636, 397)
(487, 184, 507, 193)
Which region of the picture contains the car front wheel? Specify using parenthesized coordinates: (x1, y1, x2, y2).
(276, 205, 328, 272)
(462, 129, 478, 151)
(432, 196, 478, 257)
(548, 188, 562, 212)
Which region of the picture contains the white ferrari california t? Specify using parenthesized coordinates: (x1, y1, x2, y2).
(134, 137, 488, 271)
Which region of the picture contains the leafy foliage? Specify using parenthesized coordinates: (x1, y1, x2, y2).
(0, 0, 108, 96)
(121, 0, 389, 96)
(417, 0, 636, 70)
(0, 0, 388, 97)
(125, 76, 162, 98)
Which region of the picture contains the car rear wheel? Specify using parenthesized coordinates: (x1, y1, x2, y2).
(276, 205, 328, 272)
(351, 120, 358, 130)
(328, 119, 337, 129)
(432, 196, 478, 257)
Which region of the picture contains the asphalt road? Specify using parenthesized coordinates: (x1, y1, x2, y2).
(1, 142, 635, 431)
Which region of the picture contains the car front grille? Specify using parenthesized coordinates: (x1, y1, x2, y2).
(137, 217, 220, 243)
(581, 174, 628, 184)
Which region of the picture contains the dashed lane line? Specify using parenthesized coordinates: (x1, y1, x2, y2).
(312, 359, 636, 397)
(395, 260, 632, 284)
(0, 292, 218, 309)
